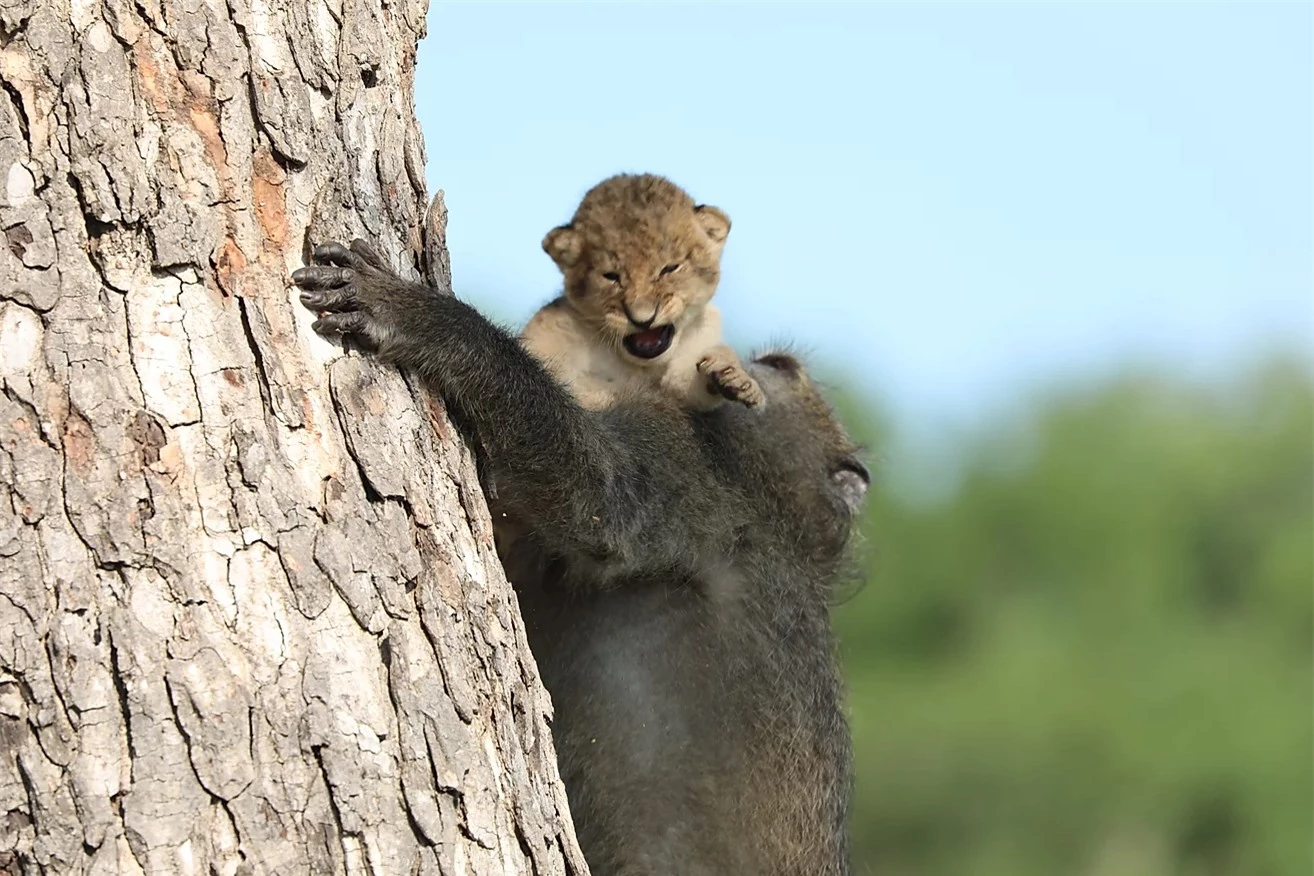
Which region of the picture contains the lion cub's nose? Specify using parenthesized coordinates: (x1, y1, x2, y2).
(623, 301, 659, 329)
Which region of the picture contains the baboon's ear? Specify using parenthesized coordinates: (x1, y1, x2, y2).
(543, 225, 582, 269)
(693, 205, 731, 248)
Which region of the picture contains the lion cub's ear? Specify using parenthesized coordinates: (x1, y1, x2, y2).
(693, 205, 731, 251)
(543, 225, 583, 269)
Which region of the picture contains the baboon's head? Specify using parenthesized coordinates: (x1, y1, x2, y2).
(746, 350, 872, 558)
(543, 173, 730, 366)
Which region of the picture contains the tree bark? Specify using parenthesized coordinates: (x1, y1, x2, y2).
(0, 2, 587, 874)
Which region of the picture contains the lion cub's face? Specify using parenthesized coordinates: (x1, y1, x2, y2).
(542, 173, 730, 364)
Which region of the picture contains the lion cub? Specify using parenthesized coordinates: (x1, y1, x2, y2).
(521, 173, 764, 412)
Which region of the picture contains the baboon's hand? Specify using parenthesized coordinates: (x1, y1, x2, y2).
(698, 348, 767, 409)
(291, 239, 421, 352)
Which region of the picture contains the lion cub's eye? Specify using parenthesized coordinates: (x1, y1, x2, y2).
(602, 271, 621, 283)
(659, 263, 681, 277)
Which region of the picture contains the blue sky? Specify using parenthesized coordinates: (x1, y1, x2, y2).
(415, 1, 1311, 425)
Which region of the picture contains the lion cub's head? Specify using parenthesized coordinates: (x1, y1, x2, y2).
(542, 173, 730, 364)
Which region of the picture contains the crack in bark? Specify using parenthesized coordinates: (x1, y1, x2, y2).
(327, 375, 387, 505)
(105, 629, 137, 770)
(117, 291, 153, 425)
(63, 173, 127, 296)
(412, 588, 472, 727)
(0, 75, 29, 142)
(38, 638, 77, 745)
(163, 670, 253, 804)
(422, 722, 477, 838)
(2, 384, 57, 455)
(236, 297, 277, 420)
(130, 0, 172, 49)
(13, 753, 41, 848)
(162, 674, 210, 789)
(163, 268, 206, 424)
(310, 744, 374, 876)
(57, 410, 111, 571)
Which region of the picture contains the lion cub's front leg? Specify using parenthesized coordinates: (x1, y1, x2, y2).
(696, 345, 766, 409)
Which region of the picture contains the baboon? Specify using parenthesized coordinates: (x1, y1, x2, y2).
(292, 239, 867, 875)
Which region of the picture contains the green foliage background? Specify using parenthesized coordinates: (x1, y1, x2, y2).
(832, 356, 1312, 876)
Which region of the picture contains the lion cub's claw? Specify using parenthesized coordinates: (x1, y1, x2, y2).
(698, 353, 766, 409)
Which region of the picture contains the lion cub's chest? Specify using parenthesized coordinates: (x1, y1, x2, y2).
(520, 302, 723, 411)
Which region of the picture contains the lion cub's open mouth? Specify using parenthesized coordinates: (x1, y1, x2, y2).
(623, 325, 675, 360)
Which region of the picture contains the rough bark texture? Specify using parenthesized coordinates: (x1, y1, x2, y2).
(0, 1, 588, 874)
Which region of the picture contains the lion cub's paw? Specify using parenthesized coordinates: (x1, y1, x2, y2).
(698, 348, 766, 409)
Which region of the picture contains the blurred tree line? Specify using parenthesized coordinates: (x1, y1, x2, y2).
(834, 355, 1312, 876)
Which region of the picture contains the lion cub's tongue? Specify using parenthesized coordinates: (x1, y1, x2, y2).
(623, 325, 674, 360)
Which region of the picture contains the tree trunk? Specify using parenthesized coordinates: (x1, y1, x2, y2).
(0, 2, 587, 874)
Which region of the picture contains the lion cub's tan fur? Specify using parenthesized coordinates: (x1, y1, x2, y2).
(522, 173, 763, 412)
